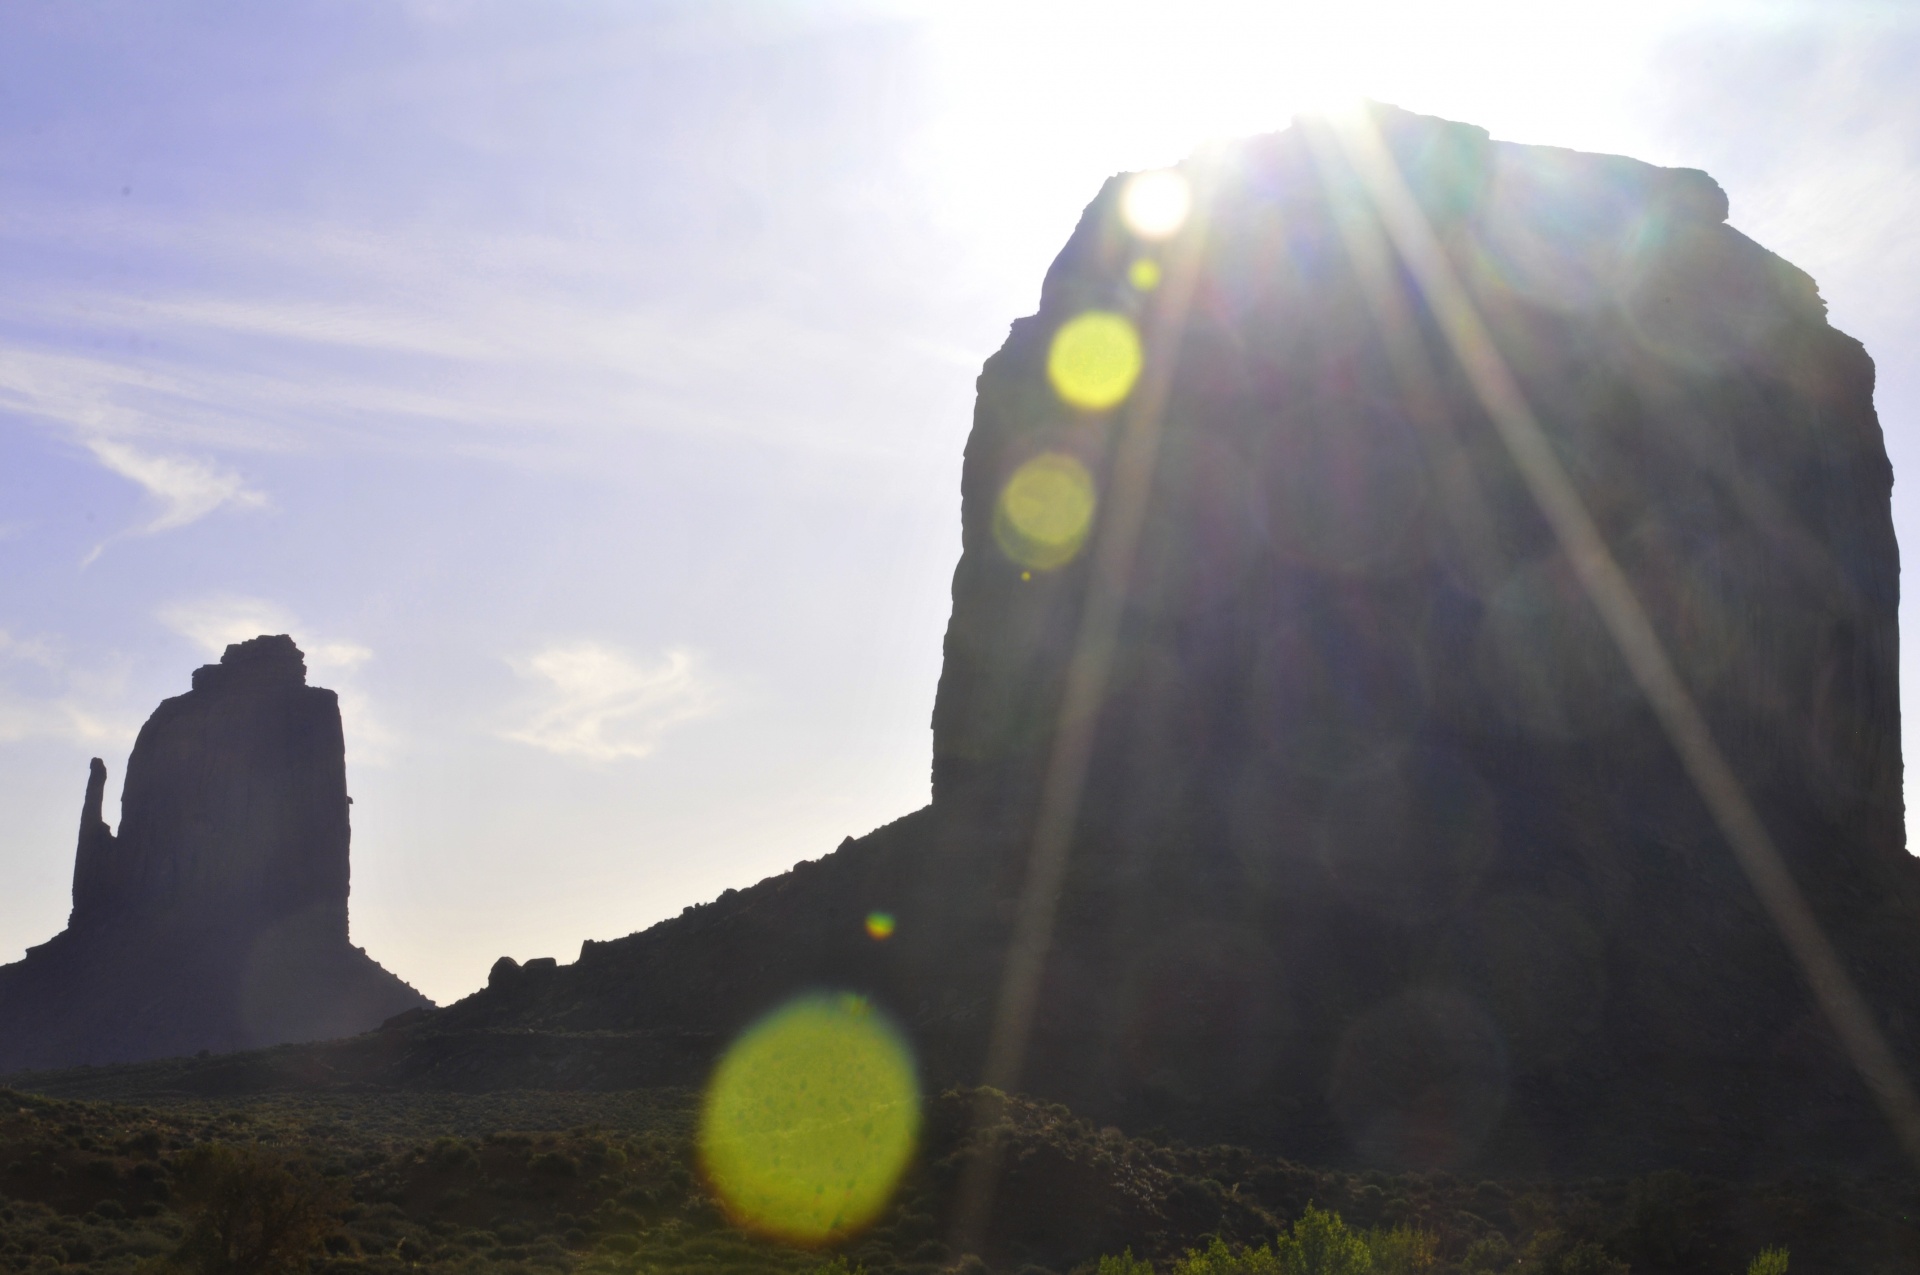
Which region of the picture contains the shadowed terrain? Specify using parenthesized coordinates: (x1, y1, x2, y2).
(3, 1084, 1916, 1274)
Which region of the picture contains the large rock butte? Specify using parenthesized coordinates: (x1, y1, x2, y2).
(20, 107, 1920, 1180)
(0, 635, 429, 1070)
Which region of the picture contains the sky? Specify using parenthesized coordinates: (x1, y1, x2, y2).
(3, 0, 1918, 1006)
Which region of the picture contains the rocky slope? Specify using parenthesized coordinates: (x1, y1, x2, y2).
(0, 636, 429, 1070)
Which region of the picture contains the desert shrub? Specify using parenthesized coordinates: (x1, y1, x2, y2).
(1618, 1169, 1706, 1267)
(1172, 1236, 1281, 1275)
(1088, 1248, 1155, 1275)
(809, 1258, 868, 1275)
(528, 1151, 579, 1177)
(429, 1137, 479, 1172)
(1363, 1224, 1437, 1273)
(1746, 1249, 1788, 1275)
(165, 1143, 345, 1275)
(1276, 1206, 1371, 1275)
(1468, 1234, 1511, 1270)
(1171, 1208, 1373, 1275)
(1513, 1228, 1626, 1275)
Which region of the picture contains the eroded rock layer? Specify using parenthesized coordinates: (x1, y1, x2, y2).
(0, 636, 428, 1071)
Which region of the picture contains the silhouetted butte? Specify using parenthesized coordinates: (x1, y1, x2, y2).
(0, 635, 428, 1071)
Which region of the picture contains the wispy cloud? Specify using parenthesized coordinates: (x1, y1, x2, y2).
(0, 347, 266, 558)
(0, 631, 139, 748)
(157, 595, 300, 657)
(87, 439, 267, 535)
(503, 642, 715, 762)
(0, 200, 970, 482)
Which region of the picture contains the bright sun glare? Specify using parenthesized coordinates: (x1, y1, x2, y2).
(1120, 169, 1191, 239)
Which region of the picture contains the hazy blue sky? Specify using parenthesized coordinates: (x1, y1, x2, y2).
(4, 0, 1917, 1004)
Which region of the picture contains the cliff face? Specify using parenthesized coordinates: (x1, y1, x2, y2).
(909, 105, 1917, 1166)
(935, 114, 1899, 849)
(0, 636, 428, 1072)
(70, 635, 351, 937)
(24, 108, 1920, 1178)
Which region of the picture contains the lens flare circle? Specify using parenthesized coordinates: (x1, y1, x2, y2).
(1129, 257, 1162, 291)
(994, 453, 1098, 572)
(1047, 311, 1142, 411)
(698, 993, 920, 1245)
(1121, 169, 1191, 240)
(864, 911, 895, 940)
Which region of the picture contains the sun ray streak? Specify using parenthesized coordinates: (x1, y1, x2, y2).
(1302, 122, 1508, 598)
(949, 165, 1216, 1253)
(1328, 106, 1920, 1166)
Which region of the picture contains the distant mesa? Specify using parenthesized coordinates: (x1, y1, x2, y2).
(0, 634, 429, 1072)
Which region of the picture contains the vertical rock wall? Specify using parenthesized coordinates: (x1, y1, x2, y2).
(922, 104, 1916, 1169)
(82, 635, 351, 938)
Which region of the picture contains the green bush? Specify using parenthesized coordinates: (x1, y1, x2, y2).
(1364, 1224, 1438, 1273)
(1746, 1249, 1788, 1275)
(1461, 1233, 1513, 1272)
(1172, 1235, 1281, 1275)
(1514, 1228, 1627, 1275)
(164, 1143, 345, 1275)
(1094, 1248, 1156, 1275)
(1169, 1207, 1374, 1275)
(809, 1258, 868, 1275)
(528, 1151, 579, 1177)
(1280, 1205, 1372, 1275)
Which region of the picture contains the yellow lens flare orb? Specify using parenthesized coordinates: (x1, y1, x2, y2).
(699, 993, 920, 1246)
(1047, 311, 1142, 411)
(994, 452, 1097, 572)
(1128, 257, 1162, 291)
(1120, 168, 1191, 240)
(864, 911, 895, 941)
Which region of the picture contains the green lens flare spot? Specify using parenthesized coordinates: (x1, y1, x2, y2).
(994, 453, 1097, 572)
(698, 993, 920, 1245)
(864, 912, 895, 941)
(1047, 311, 1143, 411)
(1128, 258, 1162, 291)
